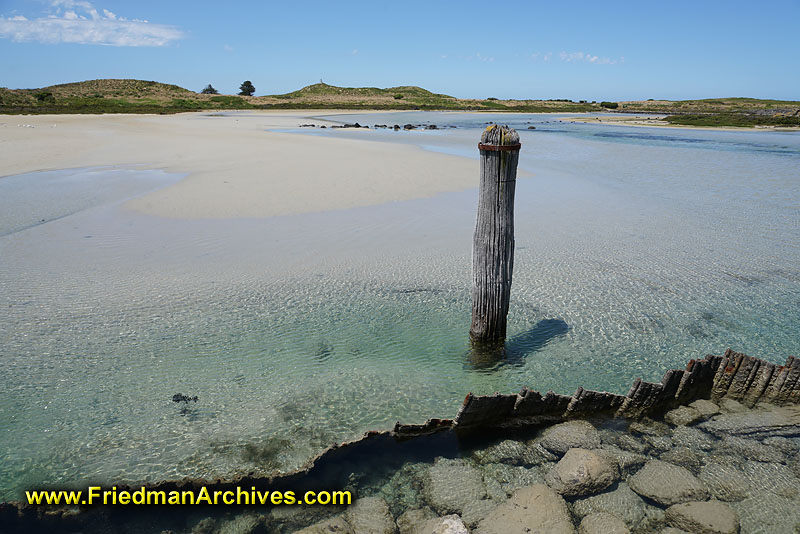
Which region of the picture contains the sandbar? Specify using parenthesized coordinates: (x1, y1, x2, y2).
(0, 111, 477, 219)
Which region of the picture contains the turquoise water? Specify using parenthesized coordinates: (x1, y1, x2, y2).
(0, 113, 798, 501)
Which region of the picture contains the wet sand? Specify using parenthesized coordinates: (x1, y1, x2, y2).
(0, 111, 476, 218)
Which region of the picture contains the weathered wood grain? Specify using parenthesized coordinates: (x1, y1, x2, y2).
(470, 125, 521, 343)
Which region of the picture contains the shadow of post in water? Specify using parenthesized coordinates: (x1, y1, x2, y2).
(467, 318, 569, 370)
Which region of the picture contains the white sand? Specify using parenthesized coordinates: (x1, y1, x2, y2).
(0, 111, 478, 219)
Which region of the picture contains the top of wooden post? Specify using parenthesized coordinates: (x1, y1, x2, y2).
(478, 124, 520, 151)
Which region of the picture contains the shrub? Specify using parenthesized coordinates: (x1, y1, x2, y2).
(600, 101, 619, 109)
(201, 84, 219, 95)
(35, 92, 55, 103)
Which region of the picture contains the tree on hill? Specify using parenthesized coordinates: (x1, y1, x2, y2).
(238, 81, 255, 96)
(201, 84, 219, 94)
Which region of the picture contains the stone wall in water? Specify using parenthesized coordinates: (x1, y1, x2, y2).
(446, 349, 800, 432)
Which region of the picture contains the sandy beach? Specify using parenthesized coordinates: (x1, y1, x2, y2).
(0, 111, 477, 219)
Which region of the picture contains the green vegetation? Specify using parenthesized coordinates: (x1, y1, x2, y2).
(2, 79, 797, 129)
(238, 80, 256, 96)
(664, 113, 800, 127)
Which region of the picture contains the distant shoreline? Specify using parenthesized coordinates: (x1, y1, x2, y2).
(3, 79, 798, 129)
(564, 114, 800, 132)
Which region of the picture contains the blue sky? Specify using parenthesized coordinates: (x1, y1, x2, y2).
(1, 0, 798, 101)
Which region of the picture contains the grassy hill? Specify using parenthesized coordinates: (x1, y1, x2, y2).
(1, 79, 798, 126)
(0, 79, 599, 114)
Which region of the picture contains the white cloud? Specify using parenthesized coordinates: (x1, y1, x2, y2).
(558, 50, 619, 65)
(0, 1, 183, 46)
(529, 50, 620, 65)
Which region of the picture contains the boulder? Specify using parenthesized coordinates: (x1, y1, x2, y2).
(659, 447, 702, 474)
(731, 493, 800, 534)
(700, 404, 800, 439)
(474, 484, 574, 534)
(666, 501, 739, 534)
(571, 482, 646, 527)
(460, 498, 501, 529)
(423, 458, 486, 515)
(715, 436, 785, 463)
(739, 462, 800, 499)
(612, 433, 649, 454)
(578, 512, 630, 534)
(670, 426, 716, 452)
(216, 514, 266, 534)
(699, 463, 751, 502)
(396, 508, 435, 534)
(642, 434, 674, 454)
(545, 448, 619, 497)
(481, 463, 543, 498)
(629, 418, 671, 437)
(628, 460, 708, 506)
(594, 446, 647, 476)
(690, 399, 721, 418)
(345, 497, 395, 534)
(414, 515, 469, 534)
(471, 439, 529, 465)
(718, 399, 747, 413)
(294, 515, 354, 534)
(538, 421, 601, 455)
(665, 406, 703, 426)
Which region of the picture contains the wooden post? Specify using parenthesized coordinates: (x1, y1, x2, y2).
(470, 125, 520, 346)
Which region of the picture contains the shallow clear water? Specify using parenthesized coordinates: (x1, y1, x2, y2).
(0, 113, 798, 501)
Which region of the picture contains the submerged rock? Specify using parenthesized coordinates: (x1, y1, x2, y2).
(670, 425, 716, 452)
(538, 420, 601, 455)
(690, 399, 721, 417)
(423, 458, 486, 515)
(471, 439, 531, 465)
(415, 514, 469, 534)
(216, 514, 266, 534)
(738, 461, 800, 499)
(713, 403, 800, 439)
(659, 447, 702, 474)
(396, 508, 435, 534)
(665, 501, 739, 534)
(545, 448, 619, 497)
(716, 435, 785, 463)
(595, 445, 647, 476)
(345, 497, 395, 534)
(481, 462, 544, 497)
(460, 498, 501, 529)
(578, 512, 630, 534)
(731, 493, 800, 534)
(628, 460, 709, 506)
(571, 481, 646, 527)
(699, 463, 751, 502)
(294, 515, 354, 534)
(474, 484, 574, 534)
(665, 405, 703, 426)
(629, 418, 672, 437)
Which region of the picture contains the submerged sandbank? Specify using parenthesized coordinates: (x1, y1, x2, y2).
(0, 111, 477, 219)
